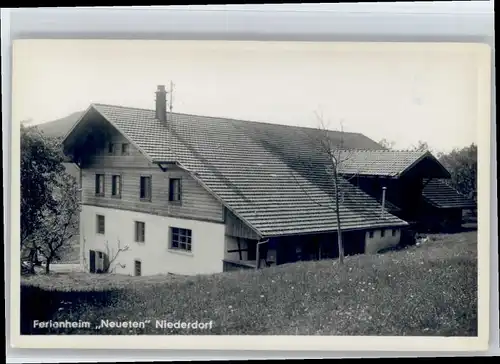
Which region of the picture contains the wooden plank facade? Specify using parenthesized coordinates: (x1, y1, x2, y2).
(80, 127, 224, 223)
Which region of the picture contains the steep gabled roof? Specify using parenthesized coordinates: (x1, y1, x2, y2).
(422, 179, 476, 209)
(63, 103, 409, 238)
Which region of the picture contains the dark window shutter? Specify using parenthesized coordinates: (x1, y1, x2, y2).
(89, 250, 96, 273)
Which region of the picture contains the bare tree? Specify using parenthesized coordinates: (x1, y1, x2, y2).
(80, 236, 129, 273)
(102, 239, 129, 273)
(289, 112, 359, 265)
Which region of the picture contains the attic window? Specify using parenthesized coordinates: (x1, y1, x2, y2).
(122, 143, 130, 155)
(108, 143, 114, 154)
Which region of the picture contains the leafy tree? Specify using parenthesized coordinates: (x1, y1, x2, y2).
(21, 125, 65, 246)
(30, 173, 81, 273)
(21, 124, 79, 274)
(410, 140, 430, 152)
(438, 143, 477, 200)
(378, 138, 396, 150)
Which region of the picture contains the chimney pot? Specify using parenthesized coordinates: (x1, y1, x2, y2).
(155, 85, 167, 122)
(381, 186, 387, 218)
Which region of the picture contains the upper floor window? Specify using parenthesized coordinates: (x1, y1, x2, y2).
(368, 231, 374, 239)
(140, 176, 152, 201)
(381, 229, 386, 238)
(169, 178, 182, 203)
(392, 229, 397, 236)
(121, 143, 130, 155)
(108, 142, 115, 154)
(95, 174, 105, 196)
(111, 175, 121, 198)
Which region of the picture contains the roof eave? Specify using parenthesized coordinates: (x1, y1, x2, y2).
(260, 220, 410, 239)
(398, 151, 451, 179)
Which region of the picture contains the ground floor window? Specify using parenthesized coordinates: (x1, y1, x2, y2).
(170, 227, 192, 252)
(134, 260, 141, 276)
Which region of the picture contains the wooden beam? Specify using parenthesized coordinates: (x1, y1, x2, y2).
(227, 249, 249, 253)
(256, 243, 260, 269)
(236, 237, 243, 260)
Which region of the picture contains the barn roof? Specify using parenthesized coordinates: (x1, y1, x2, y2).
(334, 149, 451, 179)
(63, 103, 409, 238)
(422, 179, 476, 209)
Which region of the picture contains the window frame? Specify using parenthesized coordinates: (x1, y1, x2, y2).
(96, 214, 105, 235)
(381, 229, 386, 238)
(134, 259, 142, 276)
(169, 227, 192, 252)
(108, 142, 114, 154)
(139, 175, 152, 201)
(121, 143, 130, 156)
(95, 174, 105, 197)
(368, 231, 374, 239)
(134, 221, 146, 243)
(168, 178, 182, 204)
(111, 174, 122, 198)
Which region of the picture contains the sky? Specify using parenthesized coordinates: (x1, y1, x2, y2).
(12, 40, 483, 153)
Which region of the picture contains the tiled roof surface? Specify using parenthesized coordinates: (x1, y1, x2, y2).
(82, 104, 409, 237)
(334, 150, 429, 177)
(422, 179, 476, 209)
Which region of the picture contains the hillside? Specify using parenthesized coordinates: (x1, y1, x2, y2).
(21, 231, 477, 336)
(36, 111, 84, 138)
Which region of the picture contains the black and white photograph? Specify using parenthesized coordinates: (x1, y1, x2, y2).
(10, 39, 491, 350)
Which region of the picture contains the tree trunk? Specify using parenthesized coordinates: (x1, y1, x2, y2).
(333, 169, 345, 264)
(45, 258, 51, 274)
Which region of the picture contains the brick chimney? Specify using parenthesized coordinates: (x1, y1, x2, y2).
(155, 85, 167, 122)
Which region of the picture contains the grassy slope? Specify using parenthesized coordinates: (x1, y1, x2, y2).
(21, 231, 477, 336)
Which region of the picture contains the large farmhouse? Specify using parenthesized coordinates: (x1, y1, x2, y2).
(56, 85, 474, 276)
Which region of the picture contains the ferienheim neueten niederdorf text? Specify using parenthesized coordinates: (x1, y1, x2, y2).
(33, 319, 214, 330)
